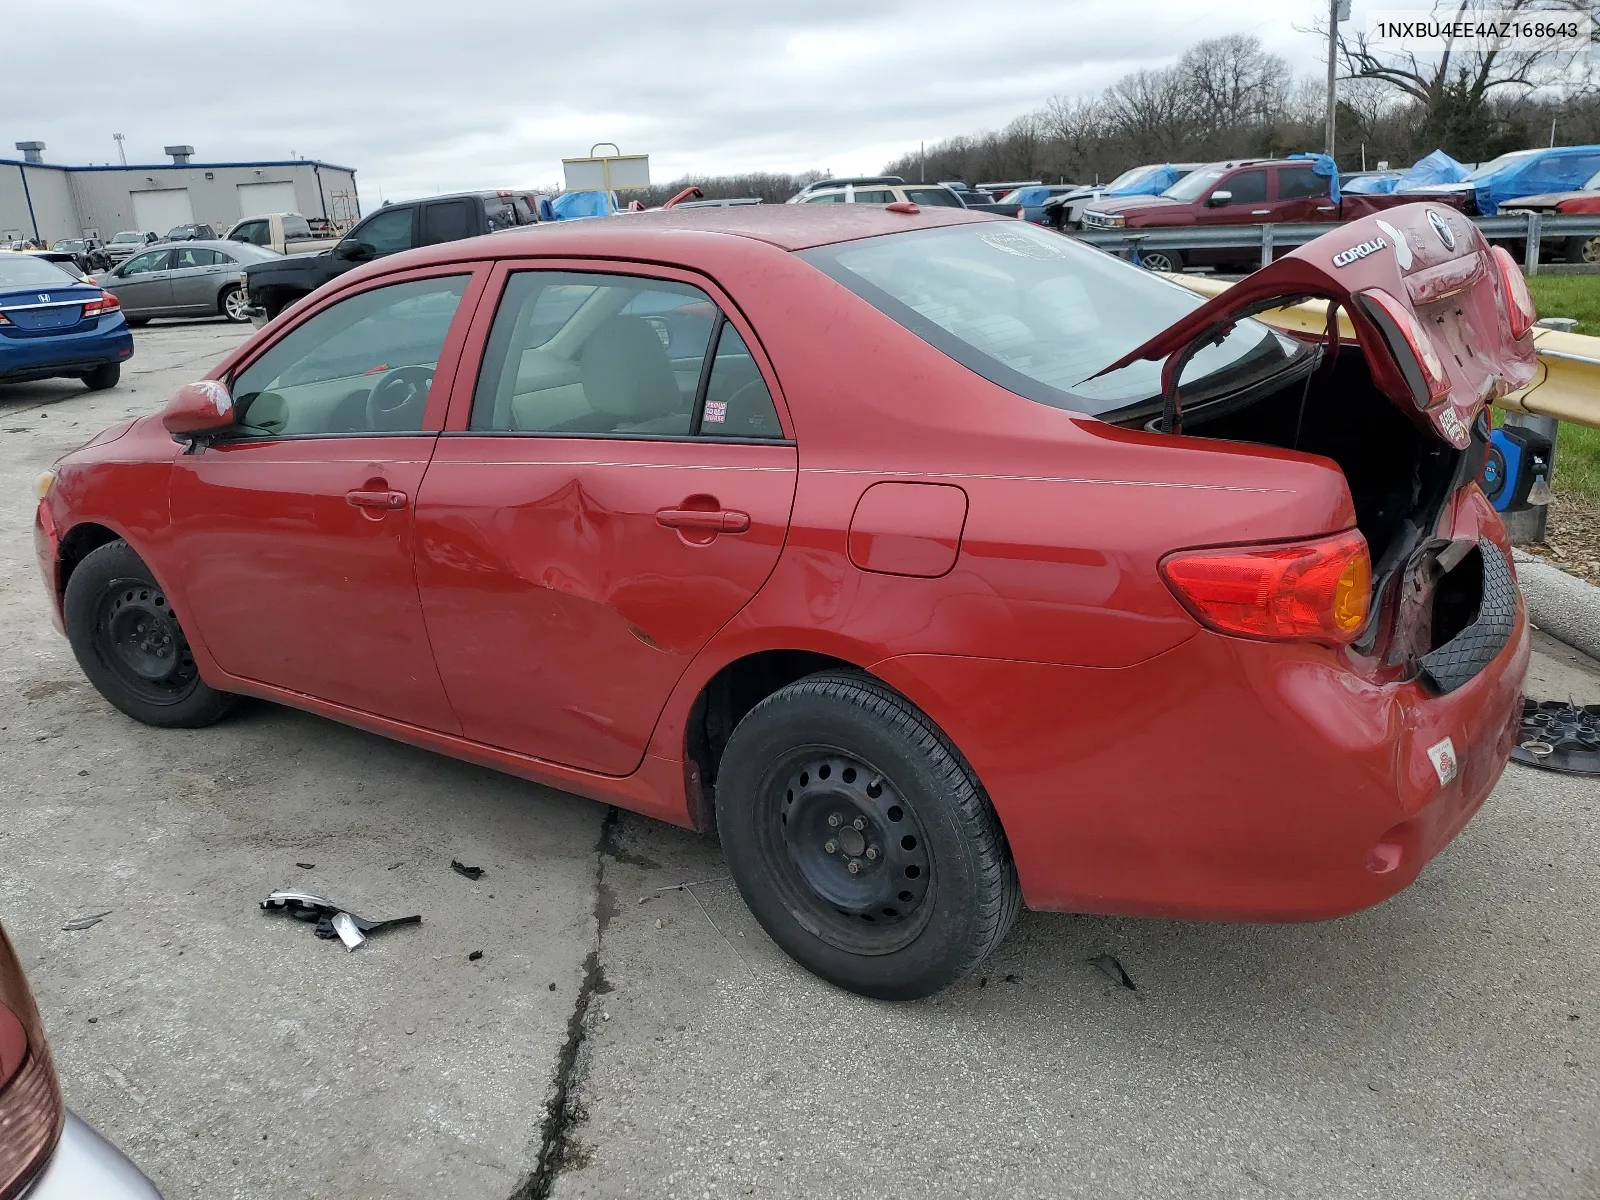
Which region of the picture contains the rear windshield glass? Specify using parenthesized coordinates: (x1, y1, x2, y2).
(0, 255, 78, 288)
(799, 223, 1295, 416)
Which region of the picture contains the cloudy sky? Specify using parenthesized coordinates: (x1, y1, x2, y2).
(13, 0, 1346, 200)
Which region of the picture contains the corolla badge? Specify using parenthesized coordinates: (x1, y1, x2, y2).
(1428, 209, 1456, 251)
(1332, 236, 1388, 268)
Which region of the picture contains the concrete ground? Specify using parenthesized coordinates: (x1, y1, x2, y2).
(1, 322, 1596, 1200)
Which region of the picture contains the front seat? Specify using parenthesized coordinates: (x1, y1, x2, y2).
(555, 316, 685, 434)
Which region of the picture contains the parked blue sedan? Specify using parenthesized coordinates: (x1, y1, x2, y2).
(0, 253, 133, 390)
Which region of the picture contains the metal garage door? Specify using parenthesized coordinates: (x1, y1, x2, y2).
(131, 188, 194, 235)
(236, 181, 301, 218)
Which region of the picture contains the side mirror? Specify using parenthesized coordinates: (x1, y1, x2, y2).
(161, 380, 235, 440)
(336, 240, 372, 261)
(1206, 190, 1234, 207)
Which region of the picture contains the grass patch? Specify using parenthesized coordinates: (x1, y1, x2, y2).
(1527, 274, 1600, 336)
(1523, 275, 1600, 497)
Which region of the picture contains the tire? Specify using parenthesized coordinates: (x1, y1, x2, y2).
(125, 318, 150, 328)
(1139, 248, 1182, 273)
(82, 363, 120, 391)
(715, 670, 1021, 1000)
(219, 285, 251, 323)
(1567, 235, 1600, 265)
(63, 540, 234, 729)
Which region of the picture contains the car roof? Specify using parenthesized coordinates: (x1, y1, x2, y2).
(392, 203, 993, 264)
(138, 239, 276, 255)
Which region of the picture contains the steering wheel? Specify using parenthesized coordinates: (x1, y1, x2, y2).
(364, 365, 435, 432)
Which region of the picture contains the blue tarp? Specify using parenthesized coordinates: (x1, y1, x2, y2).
(1398, 149, 1470, 189)
(1106, 164, 1182, 197)
(1287, 152, 1340, 205)
(1464, 145, 1600, 215)
(545, 190, 614, 220)
(1343, 173, 1401, 194)
(1011, 186, 1057, 207)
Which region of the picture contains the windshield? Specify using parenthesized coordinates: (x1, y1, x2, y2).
(799, 223, 1296, 416)
(0, 255, 79, 288)
(1162, 168, 1225, 202)
(52, 240, 85, 251)
(1106, 167, 1155, 191)
(111, 232, 143, 244)
(1464, 150, 1538, 182)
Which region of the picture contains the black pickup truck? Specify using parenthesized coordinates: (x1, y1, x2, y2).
(244, 190, 536, 321)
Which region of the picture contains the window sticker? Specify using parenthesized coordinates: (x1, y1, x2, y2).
(703, 399, 728, 424)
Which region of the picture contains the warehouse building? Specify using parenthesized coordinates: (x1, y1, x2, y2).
(0, 142, 360, 244)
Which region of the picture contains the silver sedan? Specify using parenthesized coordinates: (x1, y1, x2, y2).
(95, 240, 280, 324)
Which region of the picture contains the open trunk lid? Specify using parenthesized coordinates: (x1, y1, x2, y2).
(1095, 203, 1538, 446)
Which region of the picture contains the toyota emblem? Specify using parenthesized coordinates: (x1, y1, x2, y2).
(1428, 210, 1456, 252)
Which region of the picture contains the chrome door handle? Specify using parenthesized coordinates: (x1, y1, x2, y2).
(1251, 210, 1270, 215)
(1315, 205, 1337, 212)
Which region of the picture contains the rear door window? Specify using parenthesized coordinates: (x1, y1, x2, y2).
(121, 250, 173, 276)
(904, 187, 964, 208)
(470, 271, 781, 440)
(1276, 167, 1329, 199)
(422, 200, 474, 244)
(852, 189, 897, 204)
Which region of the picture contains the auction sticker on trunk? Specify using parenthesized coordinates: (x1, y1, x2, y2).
(1428, 737, 1459, 786)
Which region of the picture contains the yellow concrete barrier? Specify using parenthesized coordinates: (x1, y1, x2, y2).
(1160, 273, 1600, 429)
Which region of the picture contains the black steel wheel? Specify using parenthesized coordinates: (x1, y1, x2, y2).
(63, 540, 234, 728)
(716, 671, 1020, 1000)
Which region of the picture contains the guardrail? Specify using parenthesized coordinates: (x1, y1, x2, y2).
(1071, 211, 1600, 274)
(1161, 273, 1600, 429)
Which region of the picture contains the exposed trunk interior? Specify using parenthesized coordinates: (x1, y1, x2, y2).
(1137, 347, 1481, 666)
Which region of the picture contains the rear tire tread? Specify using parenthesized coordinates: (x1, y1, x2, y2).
(724, 670, 1020, 996)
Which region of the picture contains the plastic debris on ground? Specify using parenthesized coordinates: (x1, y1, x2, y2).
(260, 890, 422, 952)
(1089, 954, 1137, 991)
(450, 859, 485, 881)
(1510, 699, 1600, 776)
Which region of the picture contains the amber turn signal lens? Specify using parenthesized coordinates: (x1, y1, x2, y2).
(1161, 529, 1372, 644)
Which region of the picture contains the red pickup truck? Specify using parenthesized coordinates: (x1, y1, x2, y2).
(1080, 158, 1466, 272)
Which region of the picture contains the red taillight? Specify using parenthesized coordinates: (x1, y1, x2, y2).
(0, 928, 64, 1200)
(0, 312, 9, 326)
(1359, 287, 1450, 406)
(1491, 246, 1537, 340)
(81, 290, 120, 318)
(1161, 530, 1372, 644)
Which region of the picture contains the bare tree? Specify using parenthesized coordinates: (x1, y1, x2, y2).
(1177, 35, 1294, 154)
(1339, 0, 1599, 159)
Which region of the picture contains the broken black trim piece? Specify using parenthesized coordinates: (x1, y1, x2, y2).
(1416, 540, 1517, 694)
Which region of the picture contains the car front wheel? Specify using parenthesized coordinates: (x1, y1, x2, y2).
(1567, 235, 1600, 265)
(1139, 248, 1182, 273)
(63, 540, 234, 728)
(715, 671, 1020, 1000)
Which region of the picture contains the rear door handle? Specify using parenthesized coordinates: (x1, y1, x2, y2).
(1251, 209, 1270, 215)
(1315, 205, 1337, 212)
(346, 488, 408, 510)
(656, 507, 750, 533)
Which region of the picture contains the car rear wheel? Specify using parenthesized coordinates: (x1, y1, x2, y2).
(1139, 248, 1182, 273)
(63, 540, 234, 729)
(715, 671, 1020, 1000)
(220, 285, 251, 323)
(82, 363, 120, 391)
(1567, 235, 1600, 265)
(125, 317, 149, 328)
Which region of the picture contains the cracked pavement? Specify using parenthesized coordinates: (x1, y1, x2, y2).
(2, 323, 1597, 1200)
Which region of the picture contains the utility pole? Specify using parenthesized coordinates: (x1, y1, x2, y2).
(920, 142, 926, 183)
(1324, 0, 1343, 157)
(112, 133, 126, 166)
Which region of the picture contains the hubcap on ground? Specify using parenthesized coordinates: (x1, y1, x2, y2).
(779, 752, 931, 926)
(94, 581, 199, 700)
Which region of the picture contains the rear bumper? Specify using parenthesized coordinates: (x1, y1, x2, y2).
(21, 1111, 161, 1199)
(0, 319, 132, 383)
(873, 598, 1530, 921)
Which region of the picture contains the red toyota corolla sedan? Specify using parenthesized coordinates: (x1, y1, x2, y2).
(34, 203, 1535, 999)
